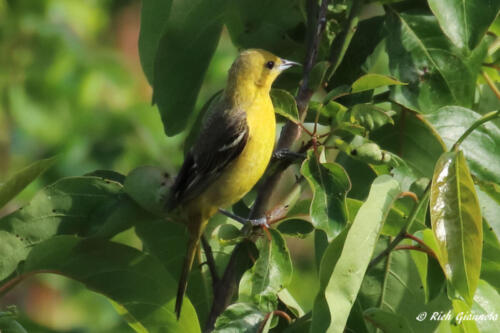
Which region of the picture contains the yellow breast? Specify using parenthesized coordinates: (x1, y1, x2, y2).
(192, 93, 276, 218)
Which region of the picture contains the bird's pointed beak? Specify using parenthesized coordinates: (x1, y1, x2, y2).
(278, 58, 301, 71)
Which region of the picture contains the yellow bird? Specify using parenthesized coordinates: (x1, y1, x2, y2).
(167, 49, 298, 318)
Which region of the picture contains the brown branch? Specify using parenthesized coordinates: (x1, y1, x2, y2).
(204, 1, 331, 331)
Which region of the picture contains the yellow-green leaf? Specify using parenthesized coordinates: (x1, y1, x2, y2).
(430, 151, 482, 305)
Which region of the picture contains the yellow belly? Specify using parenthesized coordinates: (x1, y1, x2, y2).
(187, 95, 276, 220)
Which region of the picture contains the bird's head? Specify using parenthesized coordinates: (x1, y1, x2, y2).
(227, 49, 300, 94)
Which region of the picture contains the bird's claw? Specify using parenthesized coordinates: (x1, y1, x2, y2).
(249, 217, 270, 228)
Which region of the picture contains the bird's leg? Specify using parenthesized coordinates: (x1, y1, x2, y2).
(218, 208, 270, 228)
(272, 148, 305, 162)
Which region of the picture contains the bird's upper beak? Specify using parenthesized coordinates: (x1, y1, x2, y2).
(278, 58, 301, 71)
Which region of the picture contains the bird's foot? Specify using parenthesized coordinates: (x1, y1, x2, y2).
(272, 148, 305, 162)
(218, 209, 270, 228)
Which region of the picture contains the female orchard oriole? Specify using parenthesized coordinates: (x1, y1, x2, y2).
(167, 49, 298, 318)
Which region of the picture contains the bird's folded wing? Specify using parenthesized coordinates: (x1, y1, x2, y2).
(170, 107, 249, 206)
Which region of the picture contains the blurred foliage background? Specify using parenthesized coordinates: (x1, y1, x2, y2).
(0, 0, 317, 331)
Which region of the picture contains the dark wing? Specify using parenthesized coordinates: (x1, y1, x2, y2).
(168, 107, 249, 207)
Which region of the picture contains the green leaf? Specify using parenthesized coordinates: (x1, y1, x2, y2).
(428, 0, 500, 50)
(84, 169, 126, 184)
(138, 0, 173, 84)
(300, 151, 351, 239)
(426, 106, 500, 184)
(0, 177, 144, 282)
(153, 0, 227, 136)
(238, 229, 292, 311)
(371, 112, 447, 178)
(123, 165, 171, 215)
(8, 236, 200, 333)
(386, 10, 487, 112)
(482, 220, 500, 291)
(360, 240, 451, 333)
(347, 104, 394, 131)
(471, 280, 500, 332)
(0, 318, 27, 333)
(213, 303, 266, 333)
(277, 219, 314, 238)
(329, 16, 386, 87)
(134, 218, 211, 324)
(309, 61, 330, 91)
(363, 308, 414, 332)
(225, 0, 304, 55)
(0, 156, 55, 209)
(271, 89, 299, 123)
(217, 224, 244, 245)
(430, 151, 482, 304)
(351, 74, 405, 93)
(311, 175, 400, 333)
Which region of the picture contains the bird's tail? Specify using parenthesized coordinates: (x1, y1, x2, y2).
(175, 220, 204, 319)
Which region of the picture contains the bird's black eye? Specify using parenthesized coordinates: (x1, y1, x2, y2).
(265, 61, 275, 69)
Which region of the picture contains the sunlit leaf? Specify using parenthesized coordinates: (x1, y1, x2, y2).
(351, 74, 405, 93)
(213, 303, 266, 333)
(311, 175, 400, 333)
(347, 104, 394, 131)
(430, 151, 482, 304)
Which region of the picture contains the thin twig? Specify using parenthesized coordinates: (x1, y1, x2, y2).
(482, 71, 500, 100)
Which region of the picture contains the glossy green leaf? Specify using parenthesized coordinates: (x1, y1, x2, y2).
(371, 112, 447, 178)
(0, 177, 144, 282)
(311, 175, 400, 333)
(138, 0, 173, 84)
(301, 151, 351, 239)
(213, 303, 266, 333)
(471, 280, 500, 332)
(277, 288, 305, 318)
(153, 0, 226, 136)
(351, 74, 405, 93)
(6, 236, 200, 333)
(430, 151, 482, 304)
(0, 157, 55, 209)
(217, 224, 244, 245)
(428, 0, 500, 50)
(426, 106, 500, 184)
(386, 10, 486, 112)
(363, 308, 413, 332)
(238, 229, 292, 311)
(124, 165, 171, 215)
(277, 219, 314, 238)
(482, 220, 500, 291)
(360, 240, 451, 333)
(347, 104, 394, 131)
(271, 89, 299, 123)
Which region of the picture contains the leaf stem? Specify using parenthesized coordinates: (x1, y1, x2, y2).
(369, 184, 430, 268)
(451, 109, 500, 151)
(482, 70, 500, 100)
